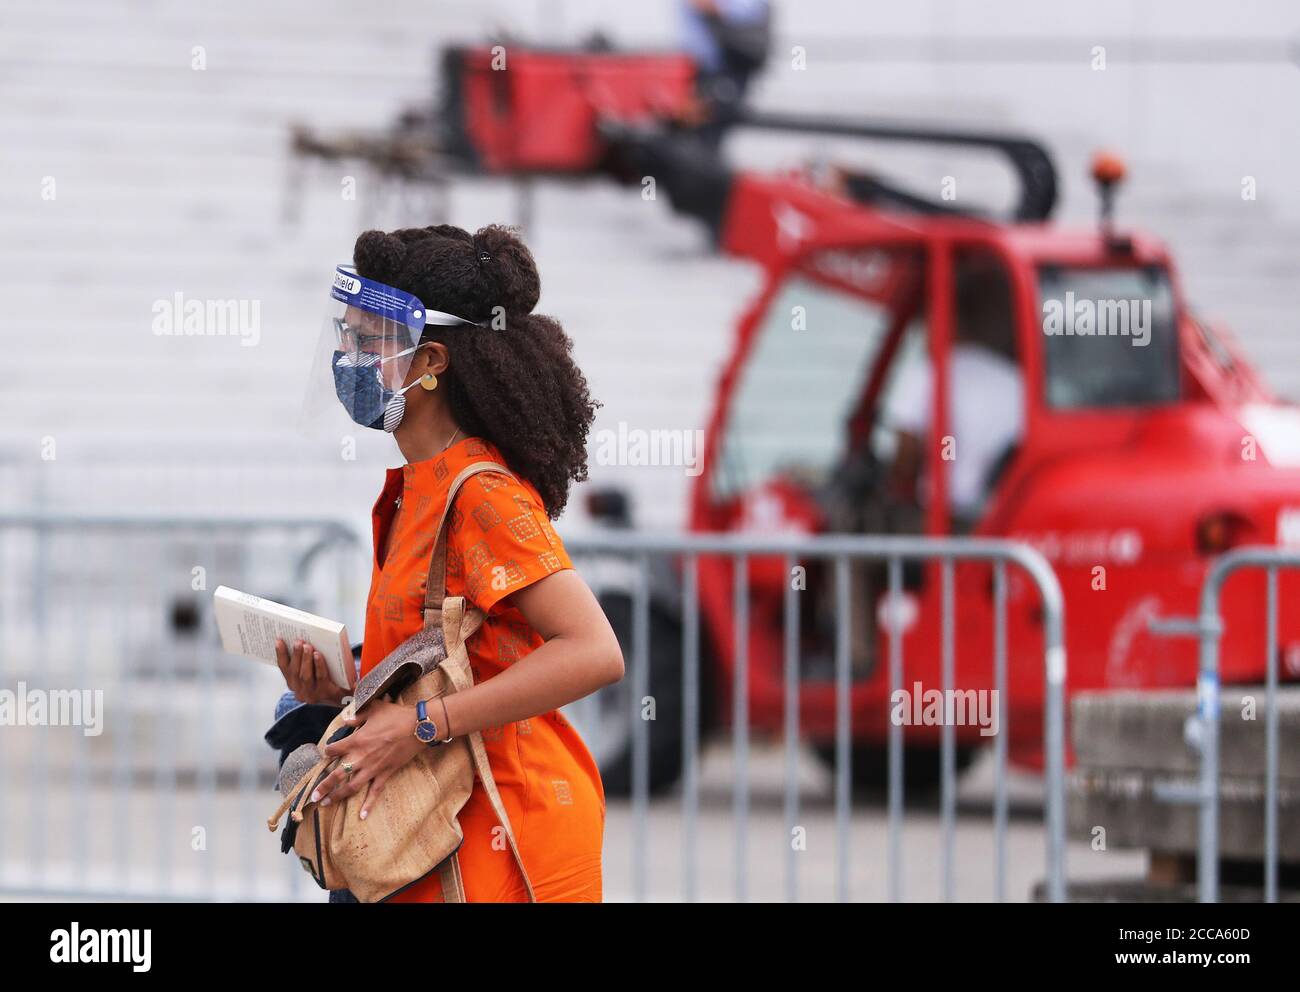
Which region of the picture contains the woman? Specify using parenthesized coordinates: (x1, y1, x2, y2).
(276, 223, 622, 902)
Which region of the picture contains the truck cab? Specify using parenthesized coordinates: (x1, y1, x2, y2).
(690, 170, 1300, 774)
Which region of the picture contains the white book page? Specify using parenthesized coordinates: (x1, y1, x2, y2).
(214, 587, 352, 690)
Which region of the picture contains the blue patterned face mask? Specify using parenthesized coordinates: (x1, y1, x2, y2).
(331, 347, 422, 432)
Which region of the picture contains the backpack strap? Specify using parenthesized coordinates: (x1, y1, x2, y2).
(438, 854, 466, 903)
(472, 726, 537, 901)
(419, 457, 538, 903)
(266, 709, 351, 832)
(441, 652, 537, 903)
(421, 460, 516, 628)
(267, 770, 313, 832)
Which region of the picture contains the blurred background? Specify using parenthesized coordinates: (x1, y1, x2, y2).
(2, 0, 1298, 902)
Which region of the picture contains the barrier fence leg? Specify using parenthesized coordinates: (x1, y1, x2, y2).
(887, 557, 903, 903)
(733, 553, 749, 903)
(682, 554, 699, 904)
(1265, 566, 1278, 904)
(835, 555, 851, 903)
(1197, 609, 1220, 904)
(783, 554, 800, 903)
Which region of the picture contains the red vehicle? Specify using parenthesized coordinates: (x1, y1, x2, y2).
(605, 147, 1300, 792)
(299, 44, 1300, 793)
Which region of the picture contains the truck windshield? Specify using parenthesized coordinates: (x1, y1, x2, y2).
(711, 274, 889, 502)
(1038, 264, 1179, 409)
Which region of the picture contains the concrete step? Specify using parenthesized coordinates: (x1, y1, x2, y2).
(1068, 687, 1300, 862)
(1073, 686, 1300, 779)
(1037, 878, 1300, 902)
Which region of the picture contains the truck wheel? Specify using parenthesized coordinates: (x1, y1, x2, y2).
(565, 594, 688, 797)
(813, 742, 979, 793)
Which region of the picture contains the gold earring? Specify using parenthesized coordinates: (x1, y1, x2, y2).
(420, 373, 438, 391)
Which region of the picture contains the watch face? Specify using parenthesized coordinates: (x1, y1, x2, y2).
(415, 722, 437, 743)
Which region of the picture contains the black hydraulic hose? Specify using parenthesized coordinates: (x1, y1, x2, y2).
(735, 109, 1058, 222)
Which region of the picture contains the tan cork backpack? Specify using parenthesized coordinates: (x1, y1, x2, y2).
(266, 461, 536, 903)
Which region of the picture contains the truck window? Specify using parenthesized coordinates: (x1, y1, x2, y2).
(711, 275, 889, 502)
(1038, 265, 1179, 409)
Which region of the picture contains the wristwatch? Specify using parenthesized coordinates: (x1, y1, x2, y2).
(414, 697, 453, 746)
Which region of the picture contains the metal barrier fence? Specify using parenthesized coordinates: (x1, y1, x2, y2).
(0, 513, 365, 900)
(1179, 547, 1297, 904)
(564, 531, 1068, 903)
(0, 516, 1066, 901)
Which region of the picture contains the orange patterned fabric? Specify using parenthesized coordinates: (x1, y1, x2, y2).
(359, 435, 605, 902)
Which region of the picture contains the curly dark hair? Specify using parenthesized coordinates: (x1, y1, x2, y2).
(352, 223, 599, 518)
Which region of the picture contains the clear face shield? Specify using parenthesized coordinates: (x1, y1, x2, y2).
(300, 265, 480, 438)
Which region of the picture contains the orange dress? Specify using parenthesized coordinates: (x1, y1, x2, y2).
(359, 435, 606, 902)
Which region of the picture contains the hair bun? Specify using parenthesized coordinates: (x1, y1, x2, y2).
(349, 223, 539, 323)
(353, 230, 409, 280)
(472, 224, 540, 314)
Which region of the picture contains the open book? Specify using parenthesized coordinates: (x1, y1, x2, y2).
(214, 585, 354, 691)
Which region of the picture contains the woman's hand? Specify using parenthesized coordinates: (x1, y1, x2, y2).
(313, 698, 426, 819)
(275, 637, 349, 706)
